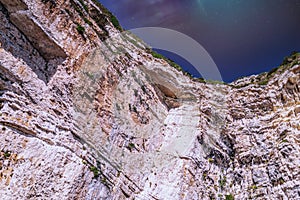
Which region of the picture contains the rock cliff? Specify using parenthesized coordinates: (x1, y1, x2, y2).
(0, 0, 299, 199)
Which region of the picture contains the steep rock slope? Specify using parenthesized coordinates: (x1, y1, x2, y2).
(0, 0, 299, 199)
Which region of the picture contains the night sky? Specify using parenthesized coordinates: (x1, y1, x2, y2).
(99, 0, 300, 82)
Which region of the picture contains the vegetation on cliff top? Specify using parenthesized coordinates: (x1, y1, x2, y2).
(231, 51, 299, 88)
(91, 0, 123, 31)
(146, 48, 206, 83)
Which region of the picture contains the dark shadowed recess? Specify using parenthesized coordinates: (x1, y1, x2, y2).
(0, 1, 66, 83)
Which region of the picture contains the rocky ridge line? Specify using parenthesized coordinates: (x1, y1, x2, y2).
(0, 0, 299, 199)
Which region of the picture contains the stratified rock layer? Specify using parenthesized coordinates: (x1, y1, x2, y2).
(0, 0, 299, 199)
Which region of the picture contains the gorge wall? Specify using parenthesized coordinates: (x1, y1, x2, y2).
(0, 0, 299, 199)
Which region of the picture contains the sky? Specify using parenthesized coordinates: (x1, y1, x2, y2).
(99, 0, 300, 82)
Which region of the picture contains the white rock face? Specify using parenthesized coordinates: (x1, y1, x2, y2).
(0, 0, 299, 199)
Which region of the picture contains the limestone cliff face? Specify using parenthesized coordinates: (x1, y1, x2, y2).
(0, 0, 299, 199)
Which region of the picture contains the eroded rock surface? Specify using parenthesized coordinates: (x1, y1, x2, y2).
(0, 0, 299, 199)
